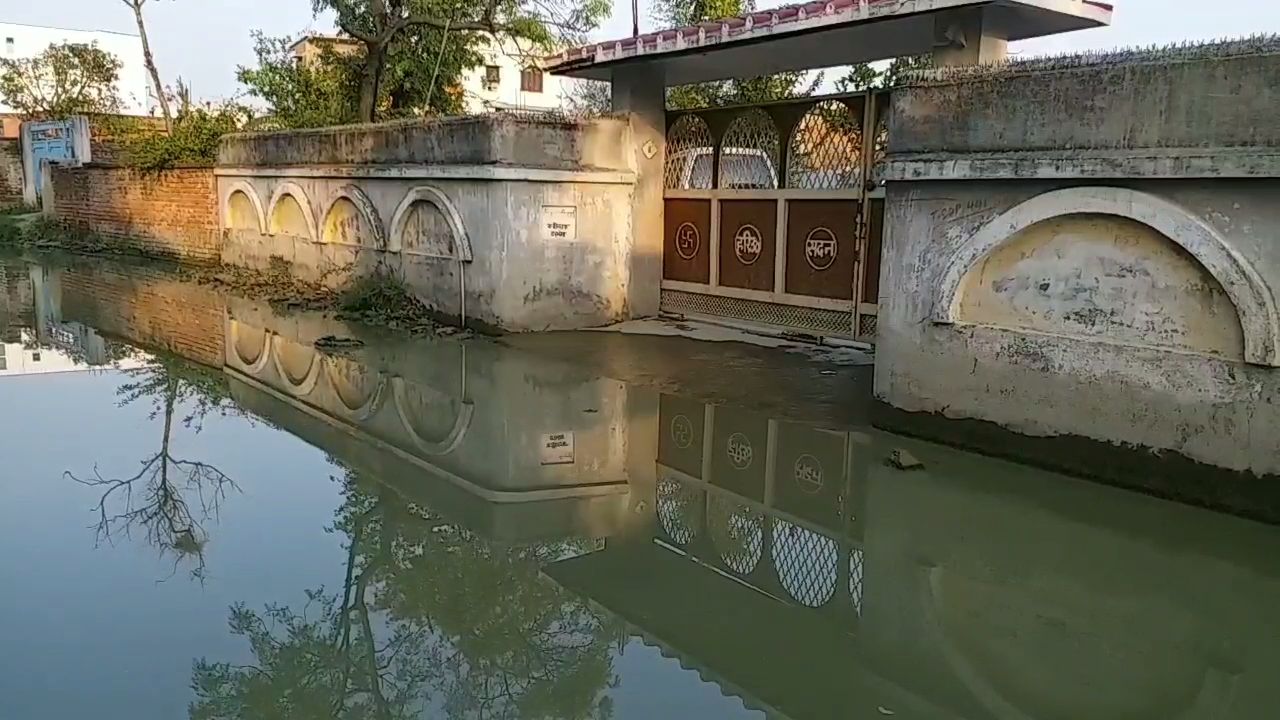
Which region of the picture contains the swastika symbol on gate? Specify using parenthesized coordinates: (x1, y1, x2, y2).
(675, 222, 700, 260)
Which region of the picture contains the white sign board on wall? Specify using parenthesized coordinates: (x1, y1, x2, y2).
(540, 206, 577, 241)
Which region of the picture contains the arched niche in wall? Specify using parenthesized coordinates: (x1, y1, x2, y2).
(224, 181, 265, 233)
(324, 354, 387, 421)
(271, 334, 322, 397)
(933, 187, 1280, 367)
(392, 377, 474, 456)
(771, 520, 840, 608)
(228, 320, 271, 375)
(321, 185, 387, 249)
(389, 186, 473, 260)
(267, 182, 318, 241)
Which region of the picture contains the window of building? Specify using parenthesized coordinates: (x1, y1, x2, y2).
(31, 352, 41, 362)
(520, 67, 544, 93)
(5, 38, 14, 56)
(483, 65, 501, 90)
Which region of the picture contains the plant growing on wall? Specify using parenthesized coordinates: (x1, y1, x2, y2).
(0, 42, 123, 119)
(312, 0, 610, 123)
(119, 0, 175, 133)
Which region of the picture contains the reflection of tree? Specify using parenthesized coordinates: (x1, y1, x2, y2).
(191, 470, 622, 719)
(66, 353, 240, 581)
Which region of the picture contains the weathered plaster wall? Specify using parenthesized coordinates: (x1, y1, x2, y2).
(876, 44, 1280, 478)
(216, 115, 637, 332)
(876, 179, 1280, 477)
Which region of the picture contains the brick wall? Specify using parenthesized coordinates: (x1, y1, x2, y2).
(0, 139, 23, 206)
(60, 262, 226, 367)
(50, 164, 221, 264)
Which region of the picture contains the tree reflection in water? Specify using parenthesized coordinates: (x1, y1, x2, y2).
(190, 469, 624, 720)
(65, 354, 241, 582)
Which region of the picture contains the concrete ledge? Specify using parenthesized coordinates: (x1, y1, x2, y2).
(218, 114, 632, 172)
(882, 148, 1280, 181)
(215, 164, 636, 185)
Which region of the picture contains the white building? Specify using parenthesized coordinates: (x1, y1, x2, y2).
(458, 36, 570, 113)
(290, 34, 570, 115)
(0, 21, 150, 116)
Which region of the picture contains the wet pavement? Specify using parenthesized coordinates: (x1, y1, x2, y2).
(2, 254, 1280, 719)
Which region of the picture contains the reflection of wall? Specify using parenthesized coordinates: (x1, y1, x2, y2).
(223, 301, 639, 501)
(859, 433, 1280, 720)
(59, 262, 225, 366)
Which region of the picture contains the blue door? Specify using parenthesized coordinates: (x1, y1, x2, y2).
(26, 120, 77, 200)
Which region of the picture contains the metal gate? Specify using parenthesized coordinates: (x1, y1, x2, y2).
(659, 91, 888, 341)
(25, 119, 77, 202)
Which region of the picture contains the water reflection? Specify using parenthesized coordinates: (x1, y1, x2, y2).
(3, 255, 1280, 719)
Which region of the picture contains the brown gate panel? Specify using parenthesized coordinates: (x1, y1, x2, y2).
(719, 200, 777, 291)
(785, 199, 859, 300)
(664, 199, 711, 283)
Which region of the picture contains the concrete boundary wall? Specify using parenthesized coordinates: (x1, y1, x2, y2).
(217, 115, 638, 332)
(876, 43, 1280, 480)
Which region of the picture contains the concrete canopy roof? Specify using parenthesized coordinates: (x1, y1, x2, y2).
(548, 0, 1112, 84)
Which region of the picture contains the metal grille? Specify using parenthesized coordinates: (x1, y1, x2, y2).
(771, 520, 839, 608)
(857, 312, 878, 339)
(720, 108, 780, 190)
(656, 475, 704, 546)
(849, 548, 865, 616)
(707, 493, 764, 575)
(665, 114, 715, 190)
(662, 289, 854, 337)
(787, 100, 862, 189)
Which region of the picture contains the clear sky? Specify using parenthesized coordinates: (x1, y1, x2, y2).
(2, 0, 1277, 100)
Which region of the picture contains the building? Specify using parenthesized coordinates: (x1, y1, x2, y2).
(289, 34, 569, 114)
(0, 21, 151, 134)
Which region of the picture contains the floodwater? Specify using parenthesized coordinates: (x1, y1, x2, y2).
(2, 254, 1280, 720)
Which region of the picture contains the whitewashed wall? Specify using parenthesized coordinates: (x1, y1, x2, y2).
(0, 22, 150, 115)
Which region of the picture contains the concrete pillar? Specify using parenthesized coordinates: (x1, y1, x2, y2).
(932, 8, 1008, 66)
(611, 65, 666, 318)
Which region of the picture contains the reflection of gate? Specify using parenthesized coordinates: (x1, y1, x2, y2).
(660, 92, 888, 341)
(24, 119, 78, 201)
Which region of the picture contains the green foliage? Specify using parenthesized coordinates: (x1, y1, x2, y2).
(124, 106, 247, 170)
(835, 55, 934, 92)
(312, 0, 611, 122)
(237, 33, 362, 129)
(337, 271, 439, 332)
(0, 42, 123, 119)
(655, 0, 818, 110)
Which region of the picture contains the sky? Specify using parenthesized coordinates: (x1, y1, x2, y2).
(1, 0, 1277, 101)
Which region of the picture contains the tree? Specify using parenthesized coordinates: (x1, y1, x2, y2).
(0, 42, 122, 119)
(120, 0, 174, 132)
(65, 354, 241, 582)
(314, 0, 611, 122)
(237, 33, 363, 129)
(653, 0, 818, 110)
(191, 467, 623, 719)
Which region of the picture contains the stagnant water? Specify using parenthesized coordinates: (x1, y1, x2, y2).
(2, 255, 1280, 720)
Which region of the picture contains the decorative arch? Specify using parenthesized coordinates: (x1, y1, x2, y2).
(228, 320, 271, 375)
(933, 187, 1280, 367)
(719, 108, 780, 189)
(664, 114, 714, 190)
(391, 377, 474, 455)
(224, 180, 266, 233)
(389, 185, 472, 260)
(323, 356, 387, 421)
(786, 99, 862, 190)
(771, 520, 839, 608)
(321, 185, 386, 249)
(270, 334, 322, 397)
(267, 181, 318, 241)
